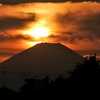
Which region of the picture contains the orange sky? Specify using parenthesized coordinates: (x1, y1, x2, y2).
(0, 2, 100, 62)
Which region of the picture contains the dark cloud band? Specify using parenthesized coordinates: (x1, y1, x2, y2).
(0, 0, 99, 4)
(55, 10, 100, 43)
(0, 13, 36, 30)
(0, 0, 66, 4)
(0, 34, 33, 42)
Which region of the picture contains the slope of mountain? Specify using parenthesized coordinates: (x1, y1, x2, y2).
(0, 43, 83, 90)
(1, 43, 83, 74)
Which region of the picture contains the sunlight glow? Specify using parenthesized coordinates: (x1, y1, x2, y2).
(31, 27, 49, 39)
(24, 20, 51, 40)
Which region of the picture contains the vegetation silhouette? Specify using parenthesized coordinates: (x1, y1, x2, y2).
(18, 54, 100, 96)
(68, 54, 100, 81)
(0, 86, 17, 98)
(0, 54, 100, 97)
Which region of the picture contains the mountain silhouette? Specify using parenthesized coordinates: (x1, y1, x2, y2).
(0, 43, 83, 90)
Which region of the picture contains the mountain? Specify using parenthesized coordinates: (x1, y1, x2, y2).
(0, 43, 83, 90)
(1, 43, 83, 74)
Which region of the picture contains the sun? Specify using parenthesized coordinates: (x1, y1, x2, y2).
(31, 27, 50, 39)
(24, 20, 51, 40)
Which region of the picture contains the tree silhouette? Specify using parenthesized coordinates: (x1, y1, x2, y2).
(68, 54, 100, 82)
(0, 54, 100, 97)
(0, 86, 17, 98)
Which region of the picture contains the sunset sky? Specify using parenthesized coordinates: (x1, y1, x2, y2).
(0, 1, 100, 62)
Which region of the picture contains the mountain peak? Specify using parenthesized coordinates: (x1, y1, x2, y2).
(33, 43, 70, 51)
(22, 42, 77, 56)
(34, 42, 62, 48)
(0, 42, 83, 90)
(1, 42, 83, 73)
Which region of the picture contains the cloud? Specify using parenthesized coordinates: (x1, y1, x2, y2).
(0, 0, 100, 4)
(54, 8, 100, 43)
(78, 13, 100, 38)
(49, 32, 85, 44)
(0, 0, 67, 4)
(0, 13, 36, 30)
(0, 33, 33, 42)
(0, 6, 36, 42)
(0, 2, 100, 51)
(0, 51, 15, 56)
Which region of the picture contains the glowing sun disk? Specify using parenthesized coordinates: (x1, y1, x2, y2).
(31, 27, 50, 39)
